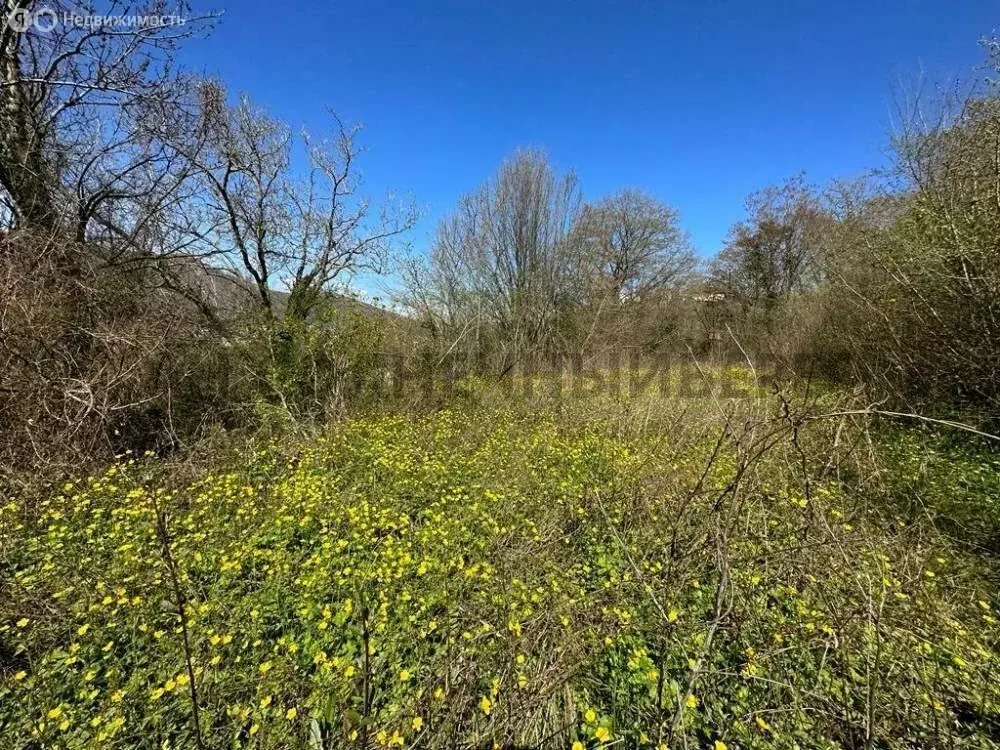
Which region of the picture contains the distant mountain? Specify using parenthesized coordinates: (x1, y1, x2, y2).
(160, 256, 407, 325)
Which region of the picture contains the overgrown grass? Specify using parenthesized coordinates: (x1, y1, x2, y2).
(874, 426, 1000, 556)
(2, 382, 998, 748)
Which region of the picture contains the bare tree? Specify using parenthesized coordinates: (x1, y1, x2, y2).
(826, 44, 1000, 413)
(0, 2, 233, 473)
(0, 1, 216, 249)
(572, 189, 695, 302)
(188, 87, 418, 322)
(408, 149, 580, 370)
(563, 189, 696, 357)
(712, 176, 828, 310)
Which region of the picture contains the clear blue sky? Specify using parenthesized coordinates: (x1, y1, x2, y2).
(182, 0, 997, 268)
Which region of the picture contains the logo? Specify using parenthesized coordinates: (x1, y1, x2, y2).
(5, 7, 33, 32)
(5, 7, 183, 33)
(5, 6, 57, 33)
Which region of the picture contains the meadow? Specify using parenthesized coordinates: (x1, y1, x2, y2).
(2, 375, 999, 749)
(3, 4, 1000, 748)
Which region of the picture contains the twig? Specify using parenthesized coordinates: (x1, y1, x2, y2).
(805, 409, 1000, 442)
(150, 492, 205, 750)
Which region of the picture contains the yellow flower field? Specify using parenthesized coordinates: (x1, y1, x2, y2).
(2, 402, 998, 748)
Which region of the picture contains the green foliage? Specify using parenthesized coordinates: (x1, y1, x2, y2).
(2, 393, 998, 748)
(875, 426, 1000, 552)
(240, 305, 390, 424)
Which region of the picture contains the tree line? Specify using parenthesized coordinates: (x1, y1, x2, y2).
(2, 1, 998, 479)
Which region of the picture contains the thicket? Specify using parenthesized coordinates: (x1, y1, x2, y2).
(1, 5, 998, 472)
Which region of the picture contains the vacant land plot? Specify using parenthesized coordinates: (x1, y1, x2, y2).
(3, 384, 998, 748)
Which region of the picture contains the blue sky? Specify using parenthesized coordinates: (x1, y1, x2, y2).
(181, 0, 997, 289)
